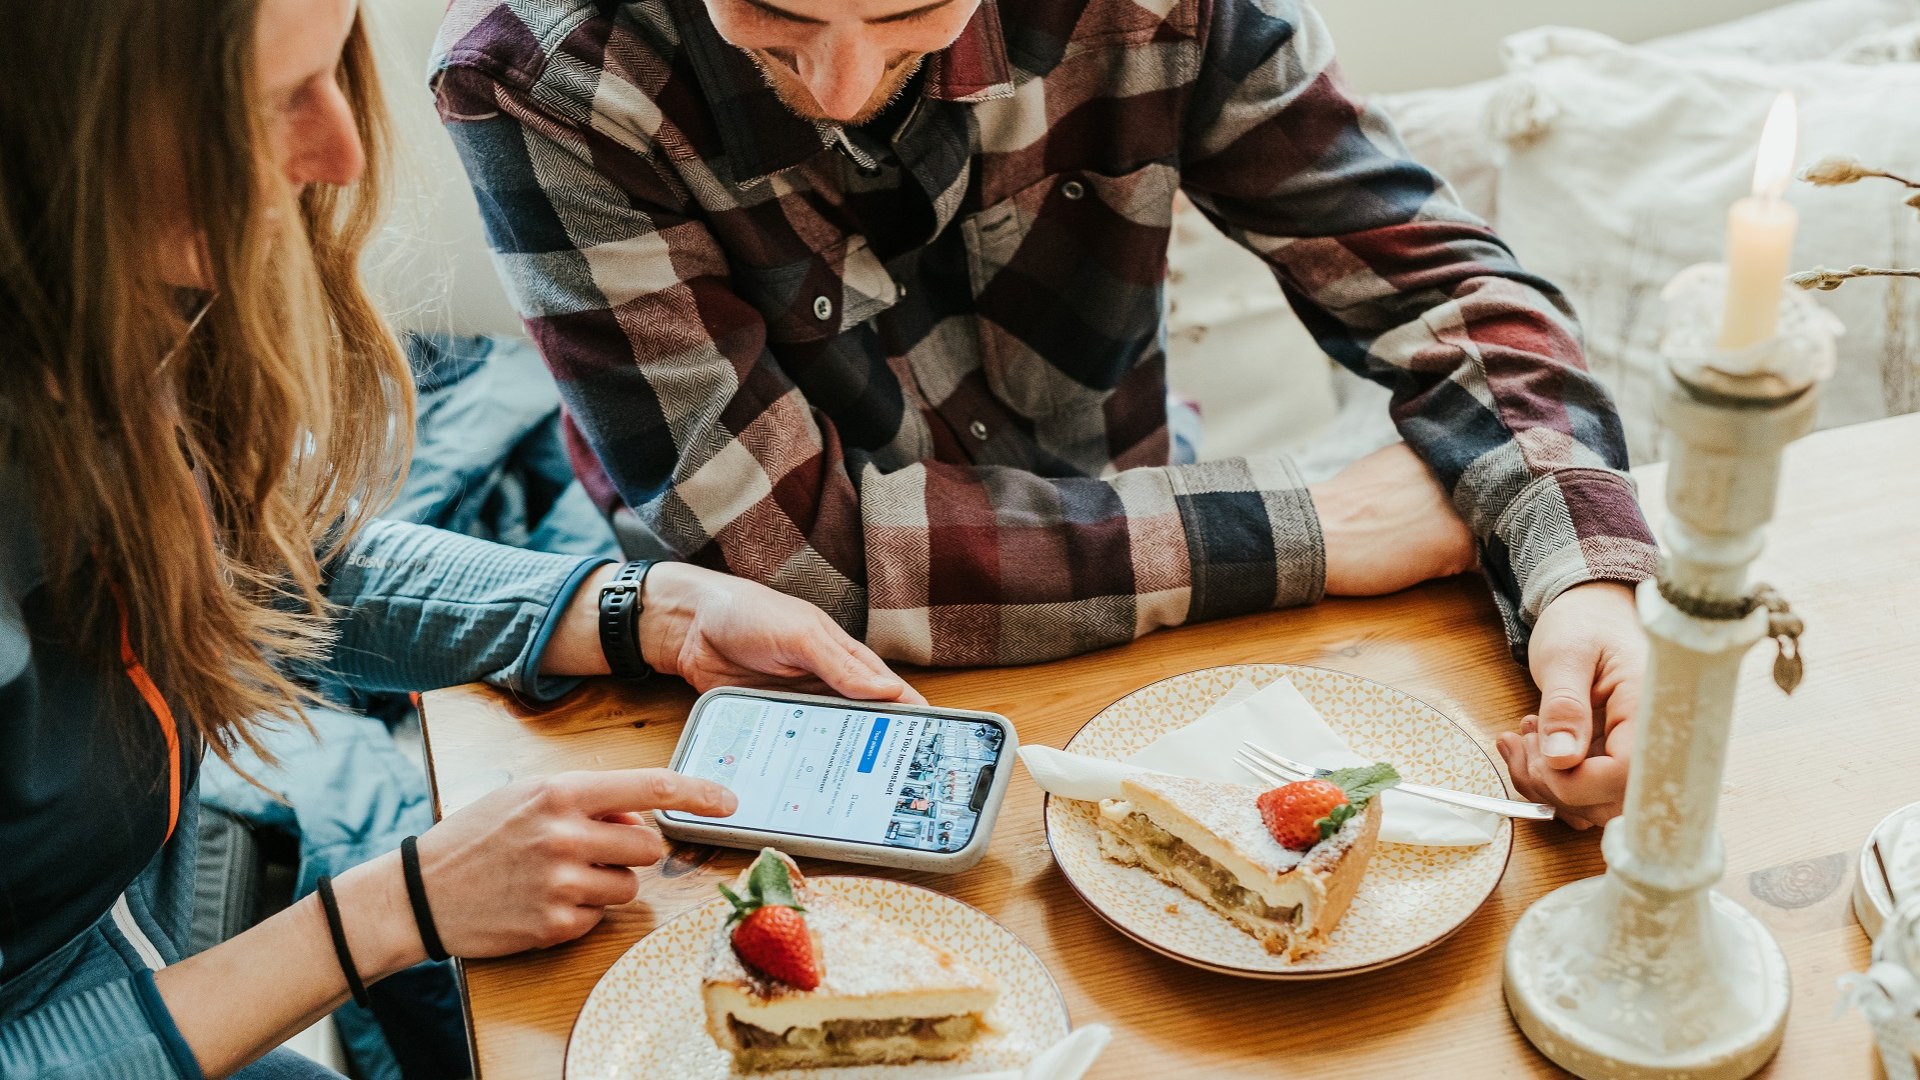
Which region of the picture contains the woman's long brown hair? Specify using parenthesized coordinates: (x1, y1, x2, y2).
(0, 0, 412, 764)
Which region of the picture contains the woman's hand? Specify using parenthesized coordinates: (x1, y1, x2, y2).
(541, 561, 924, 704)
(155, 768, 734, 1078)
(412, 769, 738, 957)
(637, 562, 926, 703)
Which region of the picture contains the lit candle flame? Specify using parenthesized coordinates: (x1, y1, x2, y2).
(1752, 92, 1799, 202)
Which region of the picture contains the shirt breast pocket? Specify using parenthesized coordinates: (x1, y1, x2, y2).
(737, 235, 902, 347)
(961, 162, 1179, 420)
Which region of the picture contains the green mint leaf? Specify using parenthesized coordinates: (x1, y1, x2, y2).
(746, 848, 802, 911)
(1323, 762, 1401, 808)
(1317, 801, 1360, 841)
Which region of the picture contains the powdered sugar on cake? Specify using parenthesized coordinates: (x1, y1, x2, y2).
(1129, 773, 1366, 872)
(705, 887, 991, 1001)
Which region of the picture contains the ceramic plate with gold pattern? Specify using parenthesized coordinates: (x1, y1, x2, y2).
(1044, 664, 1513, 979)
(565, 876, 1070, 1079)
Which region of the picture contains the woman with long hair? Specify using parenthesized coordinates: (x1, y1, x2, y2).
(0, 0, 924, 1076)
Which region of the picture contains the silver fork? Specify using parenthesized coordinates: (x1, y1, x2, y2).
(1236, 741, 1556, 821)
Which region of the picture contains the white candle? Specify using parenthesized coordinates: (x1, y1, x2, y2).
(1719, 92, 1800, 351)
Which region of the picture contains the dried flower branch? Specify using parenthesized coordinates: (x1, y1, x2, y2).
(1799, 155, 1920, 190)
(1789, 264, 1920, 291)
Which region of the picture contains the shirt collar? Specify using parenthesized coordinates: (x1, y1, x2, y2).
(671, 0, 1015, 188)
(925, 1, 1015, 104)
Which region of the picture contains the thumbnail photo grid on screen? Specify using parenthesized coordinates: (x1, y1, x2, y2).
(884, 719, 1005, 853)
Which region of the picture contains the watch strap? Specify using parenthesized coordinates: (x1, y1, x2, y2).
(598, 560, 654, 680)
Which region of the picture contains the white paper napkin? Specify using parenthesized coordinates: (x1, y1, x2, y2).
(961, 1024, 1110, 1080)
(1022, 677, 1499, 846)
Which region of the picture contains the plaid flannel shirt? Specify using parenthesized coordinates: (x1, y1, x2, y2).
(431, 0, 1658, 666)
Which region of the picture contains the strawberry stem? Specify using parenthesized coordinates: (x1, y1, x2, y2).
(719, 850, 807, 925)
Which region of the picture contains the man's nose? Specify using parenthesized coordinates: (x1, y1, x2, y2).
(797, 32, 888, 122)
(283, 80, 365, 189)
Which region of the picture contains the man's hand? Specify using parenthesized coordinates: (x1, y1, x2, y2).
(1497, 581, 1646, 829)
(1309, 442, 1478, 595)
(638, 562, 927, 704)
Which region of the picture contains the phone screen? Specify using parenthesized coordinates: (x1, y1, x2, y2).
(665, 694, 1006, 854)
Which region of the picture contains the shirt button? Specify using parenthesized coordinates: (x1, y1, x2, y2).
(969, 420, 989, 441)
(894, 280, 908, 299)
(1061, 179, 1087, 201)
(813, 295, 833, 321)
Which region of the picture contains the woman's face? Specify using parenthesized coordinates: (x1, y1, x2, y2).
(161, 0, 363, 285)
(255, 0, 365, 190)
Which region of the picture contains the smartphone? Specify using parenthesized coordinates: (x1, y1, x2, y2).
(656, 687, 1017, 873)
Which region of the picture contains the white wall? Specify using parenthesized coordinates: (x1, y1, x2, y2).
(362, 0, 527, 338)
(1317, 0, 1786, 91)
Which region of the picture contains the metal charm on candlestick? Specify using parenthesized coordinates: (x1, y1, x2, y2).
(1503, 93, 1843, 1079)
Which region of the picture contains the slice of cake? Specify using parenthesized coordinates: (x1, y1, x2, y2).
(701, 849, 999, 1072)
(1096, 764, 1396, 960)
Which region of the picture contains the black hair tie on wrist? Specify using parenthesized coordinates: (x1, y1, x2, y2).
(316, 875, 372, 1009)
(400, 835, 451, 963)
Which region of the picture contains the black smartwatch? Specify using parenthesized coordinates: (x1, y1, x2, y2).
(597, 560, 655, 680)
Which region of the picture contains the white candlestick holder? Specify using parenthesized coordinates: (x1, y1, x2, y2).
(1502, 265, 1839, 1079)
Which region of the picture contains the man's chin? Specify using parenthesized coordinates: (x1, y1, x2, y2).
(752, 52, 925, 126)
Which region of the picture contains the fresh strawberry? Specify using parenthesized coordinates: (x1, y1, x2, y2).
(1257, 779, 1351, 851)
(730, 905, 821, 990)
(719, 848, 823, 990)
(1255, 763, 1402, 852)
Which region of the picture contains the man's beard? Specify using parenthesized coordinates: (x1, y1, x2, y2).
(748, 50, 927, 125)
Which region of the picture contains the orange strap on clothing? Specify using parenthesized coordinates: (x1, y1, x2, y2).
(109, 584, 182, 844)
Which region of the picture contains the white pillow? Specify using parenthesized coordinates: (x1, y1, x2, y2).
(1492, 27, 1920, 462)
(1374, 0, 1920, 228)
(1650, 0, 1920, 63)
(1164, 0, 1920, 470)
(1182, 0, 1920, 469)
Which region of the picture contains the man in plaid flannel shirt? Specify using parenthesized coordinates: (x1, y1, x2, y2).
(432, 0, 1659, 825)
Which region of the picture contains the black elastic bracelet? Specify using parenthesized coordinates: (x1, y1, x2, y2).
(315, 875, 372, 1009)
(400, 836, 450, 963)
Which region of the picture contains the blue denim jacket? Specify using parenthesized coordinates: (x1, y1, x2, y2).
(0, 452, 607, 1079)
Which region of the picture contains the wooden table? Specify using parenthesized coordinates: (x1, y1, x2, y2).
(421, 412, 1920, 1078)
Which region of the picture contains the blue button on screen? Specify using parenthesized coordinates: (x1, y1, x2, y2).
(856, 717, 890, 774)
